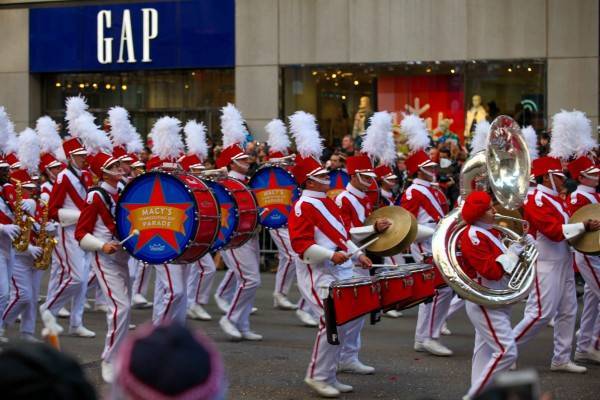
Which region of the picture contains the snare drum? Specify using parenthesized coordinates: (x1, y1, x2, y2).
(328, 277, 380, 325)
(402, 263, 436, 307)
(248, 165, 300, 229)
(218, 177, 259, 248)
(116, 171, 220, 264)
(376, 270, 414, 309)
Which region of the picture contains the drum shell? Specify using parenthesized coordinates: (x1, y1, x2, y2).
(330, 278, 380, 325)
(220, 177, 259, 249)
(377, 271, 414, 309)
(204, 179, 238, 252)
(409, 265, 437, 303)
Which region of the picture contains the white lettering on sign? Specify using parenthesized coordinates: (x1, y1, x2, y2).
(96, 8, 158, 65)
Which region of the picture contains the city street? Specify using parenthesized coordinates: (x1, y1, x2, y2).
(1, 271, 598, 399)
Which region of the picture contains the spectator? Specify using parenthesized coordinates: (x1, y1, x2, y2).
(341, 134, 356, 157)
(327, 152, 345, 171)
(140, 146, 151, 164)
(539, 132, 550, 156)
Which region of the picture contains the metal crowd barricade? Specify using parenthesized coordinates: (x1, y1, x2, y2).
(258, 228, 279, 272)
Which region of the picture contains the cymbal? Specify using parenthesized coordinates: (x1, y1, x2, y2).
(569, 204, 600, 256)
(364, 206, 417, 257)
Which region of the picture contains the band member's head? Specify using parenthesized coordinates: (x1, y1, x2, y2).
(346, 154, 376, 191)
(90, 152, 122, 184)
(10, 169, 38, 198)
(567, 156, 600, 188)
(328, 153, 345, 170)
(375, 165, 398, 191)
(405, 149, 438, 182)
(532, 156, 566, 193)
(216, 144, 249, 174)
(292, 155, 329, 192)
(62, 137, 88, 170)
(112, 146, 133, 176)
(218, 104, 250, 174)
(40, 153, 63, 183)
(462, 191, 494, 225)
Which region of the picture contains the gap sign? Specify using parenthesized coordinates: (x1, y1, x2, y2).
(30, 0, 234, 73)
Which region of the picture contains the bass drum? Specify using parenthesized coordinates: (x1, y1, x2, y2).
(204, 179, 239, 252)
(327, 169, 349, 200)
(248, 165, 300, 229)
(116, 171, 220, 265)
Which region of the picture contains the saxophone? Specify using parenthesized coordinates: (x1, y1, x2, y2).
(34, 200, 57, 270)
(12, 182, 34, 252)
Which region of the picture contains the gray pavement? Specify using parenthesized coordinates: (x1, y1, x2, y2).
(1, 271, 599, 399)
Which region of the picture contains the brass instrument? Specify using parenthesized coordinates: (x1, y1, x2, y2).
(34, 200, 58, 270)
(432, 115, 539, 307)
(12, 182, 35, 252)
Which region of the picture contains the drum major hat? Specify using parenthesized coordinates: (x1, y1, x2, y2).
(346, 154, 376, 177)
(90, 152, 118, 178)
(401, 114, 436, 176)
(362, 111, 397, 181)
(265, 118, 290, 160)
(288, 111, 326, 186)
(5, 153, 20, 169)
(148, 116, 184, 171)
(217, 104, 249, 169)
(39, 153, 62, 173)
(10, 168, 35, 188)
(374, 165, 397, 181)
(568, 156, 599, 180)
(108, 106, 138, 163)
(178, 154, 203, 172)
(183, 120, 208, 170)
(531, 156, 564, 178)
(292, 155, 327, 186)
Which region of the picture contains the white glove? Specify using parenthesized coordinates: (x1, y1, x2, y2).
(496, 242, 524, 275)
(524, 234, 535, 247)
(507, 242, 525, 258)
(22, 199, 36, 216)
(27, 245, 42, 258)
(45, 222, 59, 236)
(0, 224, 21, 241)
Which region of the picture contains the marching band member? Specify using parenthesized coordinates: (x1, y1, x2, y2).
(459, 191, 529, 399)
(287, 111, 374, 398)
(180, 119, 216, 321)
(146, 116, 189, 324)
(216, 104, 262, 341)
(400, 115, 453, 356)
(41, 96, 96, 339)
(75, 149, 131, 383)
(512, 110, 599, 373)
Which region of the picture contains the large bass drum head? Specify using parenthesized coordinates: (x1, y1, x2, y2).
(327, 169, 349, 200)
(205, 180, 239, 251)
(249, 166, 300, 229)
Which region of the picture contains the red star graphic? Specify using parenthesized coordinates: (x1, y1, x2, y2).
(253, 170, 297, 220)
(122, 176, 193, 254)
(218, 202, 234, 241)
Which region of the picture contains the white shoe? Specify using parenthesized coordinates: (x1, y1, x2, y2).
(101, 361, 114, 383)
(132, 294, 153, 309)
(441, 322, 452, 336)
(332, 379, 353, 393)
(57, 307, 70, 318)
(338, 360, 375, 375)
(422, 339, 453, 356)
(83, 301, 92, 310)
(39, 307, 64, 334)
(296, 309, 318, 327)
(273, 293, 297, 310)
(94, 304, 109, 313)
(251, 307, 258, 315)
(128, 324, 136, 330)
(69, 325, 96, 338)
(214, 294, 230, 314)
(550, 361, 587, 374)
(241, 331, 263, 341)
(384, 310, 403, 318)
(509, 362, 517, 371)
(414, 341, 426, 352)
(187, 304, 212, 321)
(574, 350, 600, 364)
(219, 316, 241, 341)
(20, 333, 41, 343)
(304, 378, 340, 398)
(16, 314, 21, 323)
(547, 318, 555, 328)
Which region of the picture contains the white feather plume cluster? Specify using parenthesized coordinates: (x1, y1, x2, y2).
(362, 111, 394, 163)
(550, 110, 595, 159)
(289, 111, 323, 159)
(401, 114, 430, 152)
(5, 130, 18, 155)
(184, 120, 208, 160)
(151, 116, 184, 160)
(36, 116, 62, 155)
(17, 128, 40, 174)
(108, 106, 139, 149)
(521, 126, 539, 161)
(65, 95, 89, 137)
(470, 120, 491, 156)
(265, 119, 290, 154)
(0, 106, 15, 155)
(71, 113, 112, 156)
(220, 103, 247, 148)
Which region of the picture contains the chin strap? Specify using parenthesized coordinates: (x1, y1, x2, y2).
(233, 159, 249, 171)
(420, 167, 437, 183)
(309, 175, 330, 185)
(357, 173, 373, 187)
(549, 174, 558, 193)
(102, 168, 123, 177)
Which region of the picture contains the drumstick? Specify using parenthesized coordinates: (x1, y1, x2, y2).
(370, 263, 401, 268)
(119, 229, 140, 245)
(259, 207, 270, 216)
(346, 236, 380, 257)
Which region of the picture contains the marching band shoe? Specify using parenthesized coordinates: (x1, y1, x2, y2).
(39, 307, 64, 334)
(188, 304, 212, 321)
(273, 293, 297, 310)
(214, 294, 231, 314)
(251, 307, 258, 315)
(304, 378, 340, 398)
(414, 341, 426, 352)
(509, 362, 517, 371)
(69, 325, 96, 338)
(132, 294, 152, 309)
(57, 307, 71, 318)
(575, 350, 600, 364)
(547, 318, 555, 328)
(101, 361, 114, 383)
(219, 316, 242, 341)
(20, 333, 41, 343)
(95, 304, 109, 313)
(241, 331, 263, 341)
(128, 324, 136, 330)
(332, 379, 354, 393)
(338, 360, 375, 375)
(422, 339, 453, 356)
(384, 310, 402, 318)
(441, 323, 452, 336)
(550, 361, 587, 374)
(83, 301, 92, 311)
(296, 309, 318, 327)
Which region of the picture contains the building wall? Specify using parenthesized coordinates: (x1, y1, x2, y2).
(236, 0, 599, 140)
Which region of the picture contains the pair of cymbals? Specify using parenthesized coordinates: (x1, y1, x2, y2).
(364, 206, 418, 257)
(569, 204, 600, 256)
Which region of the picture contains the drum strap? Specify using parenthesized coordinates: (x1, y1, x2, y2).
(298, 196, 347, 238)
(89, 186, 116, 218)
(535, 191, 569, 223)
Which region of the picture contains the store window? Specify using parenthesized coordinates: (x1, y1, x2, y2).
(281, 60, 546, 148)
(41, 69, 234, 140)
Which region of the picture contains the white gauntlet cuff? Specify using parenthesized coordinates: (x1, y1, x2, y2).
(562, 223, 585, 241)
(80, 233, 105, 252)
(303, 245, 335, 264)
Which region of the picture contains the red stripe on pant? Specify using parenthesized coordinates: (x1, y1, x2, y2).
(47, 227, 75, 308)
(195, 260, 205, 304)
(94, 253, 118, 348)
(162, 264, 175, 322)
(476, 306, 506, 395)
(274, 230, 292, 294)
(309, 322, 326, 379)
(515, 271, 543, 342)
(429, 291, 439, 337)
(136, 265, 146, 294)
(226, 250, 247, 320)
(54, 248, 66, 288)
(218, 269, 235, 297)
(2, 277, 20, 320)
(583, 256, 600, 350)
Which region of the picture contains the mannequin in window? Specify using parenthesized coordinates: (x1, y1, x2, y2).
(352, 96, 373, 143)
(464, 95, 488, 142)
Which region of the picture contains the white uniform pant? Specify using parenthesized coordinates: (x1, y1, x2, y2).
(415, 285, 454, 342)
(0, 247, 14, 318)
(512, 258, 577, 365)
(444, 295, 465, 323)
(152, 264, 189, 324)
(215, 267, 237, 304)
(270, 228, 296, 296)
(575, 253, 600, 353)
(294, 259, 320, 318)
(2, 254, 43, 335)
(465, 302, 518, 398)
(187, 254, 216, 306)
(91, 250, 131, 362)
(46, 249, 62, 306)
(221, 236, 260, 333)
(132, 260, 152, 298)
(43, 225, 89, 328)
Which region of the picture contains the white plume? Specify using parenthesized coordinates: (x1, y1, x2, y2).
(5, 130, 18, 155)
(71, 114, 112, 155)
(127, 130, 144, 154)
(151, 116, 184, 160)
(220, 103, 247, 147)
(362, 111, 394, 162)
(108, 106, 139, 149)
(470, 120, 491, 156)
(65, 95, 89, 137)
(184, 120, 208, 160)
(549, 110, 595, 159)
(521, 125, 539, 161)
(288, 111, 323, 159)
(0, 106, 15, 154)
(36, 116, 62, 155)
(265, 119, 290, 154)
(17, 128, 40, 175)
(401, 114, 430, 152)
